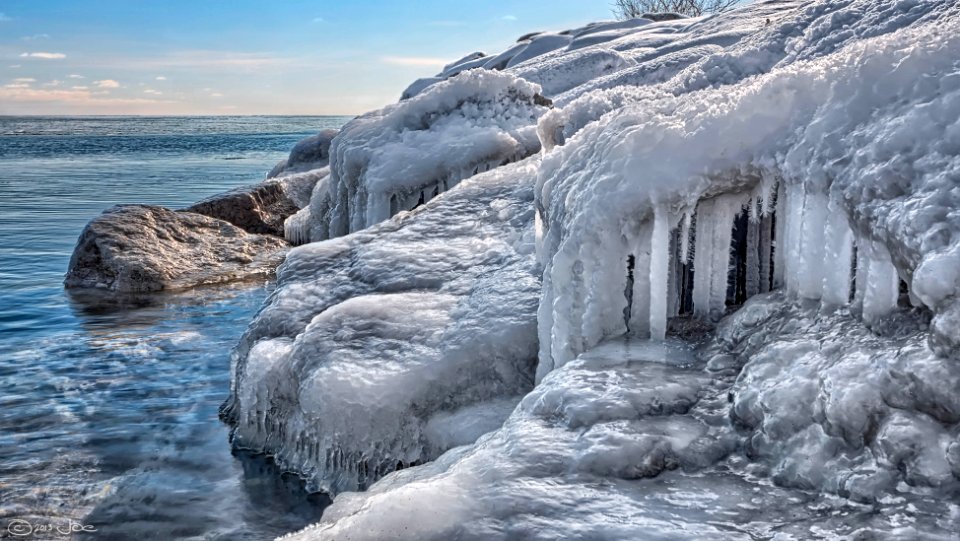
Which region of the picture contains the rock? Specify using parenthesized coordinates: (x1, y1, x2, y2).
(641, 12, 687, 22)
(185, 180, 298, 237)
(267, 129, 338, 178)
(65, 205, 287, 293)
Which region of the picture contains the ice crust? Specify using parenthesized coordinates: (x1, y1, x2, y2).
(227, 159, 542, 494)
(220, 0, 960, 537)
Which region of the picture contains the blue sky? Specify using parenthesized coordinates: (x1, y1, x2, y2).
(0, 1, 615, 115)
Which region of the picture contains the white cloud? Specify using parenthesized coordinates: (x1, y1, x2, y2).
(72, 85, 88, 90)
(0, 86, 173, 107)
(381, 55, 448, 67)
(43, 80, 61, 87)
(68, 74, 85, 79)
(13, 77, 36, 83)
(502, 15, 518, 21)
(20, 52, 66, 59)
(155, 75, 167, 81)
(144, 89, 162, 95)
(210, 92, 224, 97)
(312, 17, 325, 23)
(9, 65, 21, 68)
(22, 33, 50, 40)
(4, 83, 31, 89)
(93, 79, 120, 88)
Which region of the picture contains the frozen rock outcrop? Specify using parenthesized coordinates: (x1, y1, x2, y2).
(64, 205, 287, 293)
(293, 70, 549, 244)
(225, 159, 542, 494)
(267, 129, 338, 179)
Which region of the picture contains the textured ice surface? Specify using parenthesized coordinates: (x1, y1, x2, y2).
(536, 0, 960, 371)
(283, 320, 960, 540)
(224, 0, 960, 537)
(297, 70, 548, 244)
(226, 159, 541, 494)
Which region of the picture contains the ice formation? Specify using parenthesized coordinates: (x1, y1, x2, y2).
(223, 0, 960, 538)
(291, 70, 549, 245)
(225, 159, 541, 494)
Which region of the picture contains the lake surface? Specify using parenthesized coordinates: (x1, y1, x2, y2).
(0, 116, 349, 539)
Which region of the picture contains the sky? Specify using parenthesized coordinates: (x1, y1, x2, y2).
(0, 0, 616, 116)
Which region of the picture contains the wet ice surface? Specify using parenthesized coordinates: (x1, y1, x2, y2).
(293, 313, 960, 540)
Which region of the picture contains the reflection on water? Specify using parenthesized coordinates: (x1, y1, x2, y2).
(2, 285, 330, 540)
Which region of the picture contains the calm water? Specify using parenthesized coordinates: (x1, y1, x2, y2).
(0, 116, 349, 539)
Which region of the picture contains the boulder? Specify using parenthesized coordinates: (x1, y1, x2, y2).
(65, 205, 287, 293)
(185, 180, 298, 237)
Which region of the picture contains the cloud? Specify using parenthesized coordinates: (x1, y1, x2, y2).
(0, 13, 11, 22)
(43, 80, 61, 87)
(209, 92, 224, 97)
(71, 85, 88, 90)
(22, 33, 50, 40)
(381, 55, 448, 67)
(67, 74, 85, 79)
(93, 79, 120, 88)
(13, 78, 36, 83)
(9, 65, 21, 68)
(144, 89, 162, 95)
(312, 17, 325, 23)
(20, 52, 66, 59)
(4, 83, 31, 89)
(0, 86, 173, 106)
(155, 75, 167, 81)
(502, 15, 518, 21)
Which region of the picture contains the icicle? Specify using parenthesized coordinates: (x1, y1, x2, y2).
(284, 206, 313, 245)
(745, 212, 761, 298)
(692, 199, 715, 318)
(708, 195, 739, 318)
(798, 191, 829, 300)
(629, 225, 652, 337)
(649, 207, 670, 340)
(782, 183, 805, 294)
(862, 243, 899, 325)
(759, 213, 773, 293)
(821, 202, 854, 307)
(668, 230, 680, 318)
(853, 242, 869, 312)
(680, 212, 693, 264)
(772, 182, 786, 288)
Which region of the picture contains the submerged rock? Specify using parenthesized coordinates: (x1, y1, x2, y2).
(65, 204, 287, 293)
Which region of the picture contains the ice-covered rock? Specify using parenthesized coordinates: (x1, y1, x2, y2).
(295, 70, 549, 243)
(64, 205, 287, 293)
(267, 129, 339, 179)
(225, 159, 542, 494)
(535, 0, 960, 372)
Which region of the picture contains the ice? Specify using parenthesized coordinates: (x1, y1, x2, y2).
(225, 159, 542, 494)
(295, 70, 548, 244)
(219, 0, 960, 537)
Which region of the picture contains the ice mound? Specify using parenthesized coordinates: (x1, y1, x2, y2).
(282, 329, 960, 540)
(225, 159, 542, 494)
(713, 294, 960, 501)
(295, 70, 549, 244)
(536, 0, 960, 373)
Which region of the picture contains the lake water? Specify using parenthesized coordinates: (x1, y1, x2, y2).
(0, 116, 350, 540)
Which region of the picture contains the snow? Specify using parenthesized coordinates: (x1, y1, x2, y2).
(221, 0, 960, 537)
